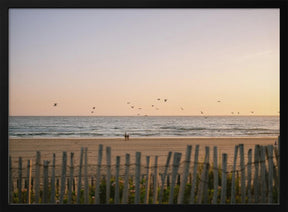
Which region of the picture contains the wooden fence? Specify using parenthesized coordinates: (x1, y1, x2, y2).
(8, 138, 280, 204)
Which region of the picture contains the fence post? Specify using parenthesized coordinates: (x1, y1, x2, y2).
(122, 153, 130, 204)
(153, 156, 158, 204)
(239, 144, 246, 203)
(159, 151, 172, 203)
(267, 145, 274, 203)
(144, 156, 152, 204)
(212, 146, 218, 204)
(35, 151, 41, 203)
(247, 149, 252, 203)
(84, 148, 89, 204)
(253, 145, 260, 203)
(203, 147, 210, 204)
(189, 144, 199, 204)
(260, 145, 267, 203)
(76, 147, 84, 203)
(106, 146, 111, 204)
(114, 156, 120, 204)
(177, 145, 192, 204)
(68, 152, 74, 204)
(60, 151, 67, 204)
(50, 153, 56, 203)
(25, 160, 30, 204)
(168, 152, 182, 204)
(95, 144, 103, 204)
(27, 159, 32, 204)
(230, 145, 238, 204)
(198, 146, 210, 204)
(220, 153, 227, 204)
(135, 152, 141, 204)
(18, 157, 22, 203)
(9, 156, 13, 203)
(43, 160, 49, 203)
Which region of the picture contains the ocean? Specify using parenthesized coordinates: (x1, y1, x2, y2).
(8, 116, 279, 138)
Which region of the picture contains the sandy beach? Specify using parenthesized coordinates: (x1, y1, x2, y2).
(9, 137, 278, 178)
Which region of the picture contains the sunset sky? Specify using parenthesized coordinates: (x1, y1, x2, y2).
(9, 9, 279, 116)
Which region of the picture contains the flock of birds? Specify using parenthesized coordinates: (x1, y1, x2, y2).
(124, 98, 257, 117)
(126, 98, 172, 116)
(52, 97, 268, 117)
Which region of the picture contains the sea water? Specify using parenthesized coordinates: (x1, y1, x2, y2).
(9, 116, 279, 138)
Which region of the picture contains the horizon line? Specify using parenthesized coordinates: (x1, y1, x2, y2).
(9, 115, 280, 117)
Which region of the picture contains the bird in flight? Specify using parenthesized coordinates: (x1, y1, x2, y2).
(157, 98, 160, 101)
(200, 111, 204, 114)
(92, 107, 95, 110)
(217, 100, 221, 103)
(180, 107, 184, 110)
(53, 103, 57, 107)
(131, 106, 134, 109)
(164, 99, 167, 102)
(152, 105, 154, 107)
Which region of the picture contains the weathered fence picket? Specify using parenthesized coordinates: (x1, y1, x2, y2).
(212, 146, 218, 204)
(144, 156, 152, 204)
(253, 145, 260, 203)
(260, 145, 267, 203)
(68, 152, 74, 204)
(198, 146, 209, 204)
(159, 151, 172, 203)
(106, 146, 111, 204)
(95, 144, 103, 204)
(273, 142, 279, 203)
(247, 149, 252, 203)
(202, 147, 210, 204)
(27, 159, 32, 204)
(135, 152, 141, 204)
(267, 145, 274, 203)
(239, 144, 245, 203)
(122, 153, 130, 204)
(153, 156, 158, 204)
(43, 160, 49, 203)
(177, 145, 192, 204)
(168, 152, 182, 204)
(189, 144, 199, 204)
(114, 156, 120, 204)
(230, 145, 238, 204)
(59, 152, 67, 204)
(76, 147, 84, 203)
(220, 153, 227, 204)
(50, 153, 56, 203)
(35, 151, 41, 203)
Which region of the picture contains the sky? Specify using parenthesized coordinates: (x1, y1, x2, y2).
(9, 9, 279, 116)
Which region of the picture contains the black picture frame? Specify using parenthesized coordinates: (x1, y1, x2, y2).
(1, 0, 287, 211)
